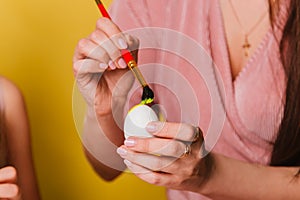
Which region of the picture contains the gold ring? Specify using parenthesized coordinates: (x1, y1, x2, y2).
(181, 144, 191, 158)
(192, 127, 201, 142)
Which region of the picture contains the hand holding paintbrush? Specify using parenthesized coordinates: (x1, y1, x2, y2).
(95, 0, 154, 105)
(72, 0, 157, 179)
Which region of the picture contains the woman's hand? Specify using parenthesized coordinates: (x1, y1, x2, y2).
(117, 121, 214, 193)
(0, 166, 21, 200)
(118, 121, 300, 199)
(73, 17, 139, 112)
(73, 17, 140, 180)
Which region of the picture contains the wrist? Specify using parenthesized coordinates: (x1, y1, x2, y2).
(195, 151, 216, 195)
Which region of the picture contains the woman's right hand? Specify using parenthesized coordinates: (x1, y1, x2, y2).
(73, 17, 139, 114)
(0, 166, 21, 200)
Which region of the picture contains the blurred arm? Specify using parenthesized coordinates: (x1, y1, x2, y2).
(3, 77, 40, 200)
(201, 154, 300, 199)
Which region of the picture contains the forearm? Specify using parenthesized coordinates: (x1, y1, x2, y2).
(201, 154, 300, 200)
(85, 106, 124, 146)
(3, 78, 40, 200)
(82, 106, 126, 181)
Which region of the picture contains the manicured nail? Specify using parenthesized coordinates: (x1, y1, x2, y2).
(118, 38, 128, 49)
(117, 147, 127, 156)
(124, 159, 132, 167)
(124, 139, 135, 147)
(99, 63, 108, 69)
(118, 58, 127, 69)
(109, 60, 116, 70)
(146, 122, 159, 132)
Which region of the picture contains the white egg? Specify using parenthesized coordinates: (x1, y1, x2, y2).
(124, 104, 158, 139)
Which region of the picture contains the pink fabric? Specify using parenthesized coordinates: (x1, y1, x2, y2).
(109, 0, 287, 199)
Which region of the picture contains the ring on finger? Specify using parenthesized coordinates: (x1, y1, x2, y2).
(192, 127, 201, 142)
(180, 143, 191, 158)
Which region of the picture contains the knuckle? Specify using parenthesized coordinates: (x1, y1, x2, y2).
(149, 173, 162, 185)
(90, 30, 106, 43)
(126, 152, 137, 163)
(141, 140, 150, 152)
(93, 48, 102, 58)
(75, 60, 90, 74)
(184, 124, 196, 141)
(77, 38, 88, 51)
(126, 34, 140, 50)
(96, 17, 110, 28)
(133, 138, 149, 152)
(173, 142, 185, 157)
(152, 160, 164, 171)
(96, 48, 109, 60)
(110, 33, 121, 41)
(110, 49, 121, 60)
(90, 31, 99, 41)
(96, 17, 119, 32)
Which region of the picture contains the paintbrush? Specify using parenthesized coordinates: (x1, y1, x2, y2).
(95, 0, 154, 105)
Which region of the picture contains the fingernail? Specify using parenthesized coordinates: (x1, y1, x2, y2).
(99, 63, 108, 69)
(124, 139, 135, 147)
(118, 58, 127, 69)
(109, 60, 116, 70)
(118, 38, 128, 49)
(124, 159, 132, 167)
(117, 147, 127, 156)
(146, 122, 159, 132)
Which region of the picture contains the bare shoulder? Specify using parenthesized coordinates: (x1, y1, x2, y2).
(0, 76, 26, 122)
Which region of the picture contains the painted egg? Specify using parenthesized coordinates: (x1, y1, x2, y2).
(124, 104, 158, 139)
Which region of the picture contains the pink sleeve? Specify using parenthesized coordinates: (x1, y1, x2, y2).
(109, 0, 152, 31)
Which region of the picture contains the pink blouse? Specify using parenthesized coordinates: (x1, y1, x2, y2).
(109, 0, 287, 199)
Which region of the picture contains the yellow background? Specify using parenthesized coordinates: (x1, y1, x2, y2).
(0, 0, 166, 199)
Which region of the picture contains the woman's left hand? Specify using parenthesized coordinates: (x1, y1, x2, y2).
(117, 121, 213, 193)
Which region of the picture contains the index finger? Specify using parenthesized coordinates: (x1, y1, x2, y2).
(96, 17, 128, 50)
(146, 121, 199, 142)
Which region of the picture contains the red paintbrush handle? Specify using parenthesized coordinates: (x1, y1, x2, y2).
(94, 0, 154, 102)
(95, 1, 135, 63)
(121, 49, 134, 63)
(95, 0, 148, 87)
(96, 1, 111, 19)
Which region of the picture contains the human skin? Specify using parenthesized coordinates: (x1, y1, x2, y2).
(0, 166, 19, 199)
(0, 77, 40, 200)
(73, 1, 300, 197)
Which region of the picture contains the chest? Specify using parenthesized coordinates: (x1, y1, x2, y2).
(208, 0, 286, 144)
(219, 0, 271, 80)
(134, 0, 286, 145)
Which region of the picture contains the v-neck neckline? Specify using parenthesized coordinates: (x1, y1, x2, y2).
(209, 0, 275, 143)
(216, 0, 273, 89)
